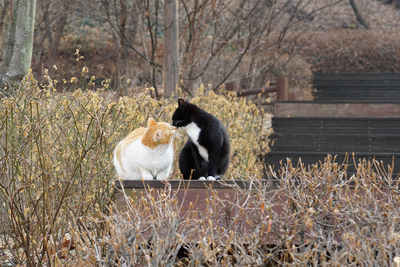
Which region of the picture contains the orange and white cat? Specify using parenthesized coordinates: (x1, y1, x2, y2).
(113, 118, 176, 180)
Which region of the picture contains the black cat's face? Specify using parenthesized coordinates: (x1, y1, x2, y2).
(172, 99, 191, 128)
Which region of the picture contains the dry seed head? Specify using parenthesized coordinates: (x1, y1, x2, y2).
(394, 256, 400, 267)
(82, 66, 89, 74)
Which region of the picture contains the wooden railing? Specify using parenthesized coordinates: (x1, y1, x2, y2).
(237, 77, 289, 100)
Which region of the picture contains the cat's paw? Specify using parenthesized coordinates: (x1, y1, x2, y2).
(140, 170, 155, 180)
(206, 176, 216, 181)
(198, 176, 206, 180)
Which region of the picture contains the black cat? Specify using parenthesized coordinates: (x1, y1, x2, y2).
(172, 99, 230, 180)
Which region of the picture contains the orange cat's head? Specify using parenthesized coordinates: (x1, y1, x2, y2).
(142, 118, 177, 148)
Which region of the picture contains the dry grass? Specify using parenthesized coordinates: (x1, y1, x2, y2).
(1, 70, 399, 266)
(0, 70, 269, 265)
(71, 156, 400, 266)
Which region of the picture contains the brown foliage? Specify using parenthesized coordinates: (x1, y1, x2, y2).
(300, 30, 400, 73)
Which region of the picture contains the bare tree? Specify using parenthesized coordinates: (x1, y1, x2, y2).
(178, 0, 339, 94)
(46, 1, 70, 69)
(0, 0, 10, 44)
(22, 0, 346, 97)
(349, 0, 369, 29)
(0, 0, 37, 85)
(88, 0, 345, 97)
(31, 0, 73, 78)
(164, 0, 179, 98)
(97, 0, 160, 95)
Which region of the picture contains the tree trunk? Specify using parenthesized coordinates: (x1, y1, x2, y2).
(0, 0, 10, 42)
(0, 0, 18, 77)
(163, 0, 179, 98)
(1, 0, 37, 83)
(349, 0, 369, 29)
(116, 0, 129, 96)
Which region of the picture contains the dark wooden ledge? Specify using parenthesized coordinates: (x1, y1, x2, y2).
(113, 179, 283, 243)
(112, 178, 393, 244)
(113, 179, 279, 216)
(114, 179, 275, 190)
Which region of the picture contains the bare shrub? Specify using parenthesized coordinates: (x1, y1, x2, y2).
(71, 156, 400, 265)
(300, 30, 400, 73)
(0, 70, 270, 265)
(2, 69, 398, 265)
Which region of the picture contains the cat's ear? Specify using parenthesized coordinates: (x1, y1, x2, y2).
(147, 117, 157, 127)
(178, 98, 188, 107)
(153, 129, 163, 142)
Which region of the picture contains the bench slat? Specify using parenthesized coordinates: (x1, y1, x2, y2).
(313, 73, 400, 101)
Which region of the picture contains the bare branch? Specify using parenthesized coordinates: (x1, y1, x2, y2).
(349, 0, 369, 29)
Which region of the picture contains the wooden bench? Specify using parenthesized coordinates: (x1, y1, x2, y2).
(268, 73, 400, 175)
(266, 117, 400, 176)
(274, 100, 400, 118)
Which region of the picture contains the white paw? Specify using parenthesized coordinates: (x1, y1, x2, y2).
(198, 176, 206, 180)
(206, 176, 216, 181)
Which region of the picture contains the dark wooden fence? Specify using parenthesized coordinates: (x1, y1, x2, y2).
(313, 73, 400, 101)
